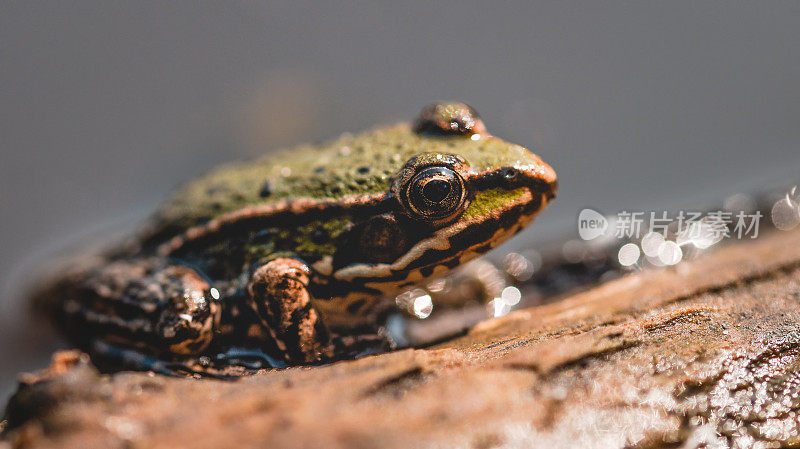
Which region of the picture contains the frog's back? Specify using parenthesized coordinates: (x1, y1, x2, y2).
(144, 127, 393, 243)
(144, 124, 537, 243)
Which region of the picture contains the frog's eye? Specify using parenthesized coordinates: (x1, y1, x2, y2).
(399, 166, 468, 226)
(413, 102, 487, 137)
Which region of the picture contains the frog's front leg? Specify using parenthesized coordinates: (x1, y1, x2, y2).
(248, 258, 336, 364)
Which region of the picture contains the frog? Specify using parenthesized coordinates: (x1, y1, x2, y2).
(36, 102, 557, 375)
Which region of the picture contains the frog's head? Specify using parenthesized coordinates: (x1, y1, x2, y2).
(331, 102, 557, 295)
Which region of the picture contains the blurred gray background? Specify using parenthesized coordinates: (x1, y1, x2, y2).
(1, 2, 798, 398)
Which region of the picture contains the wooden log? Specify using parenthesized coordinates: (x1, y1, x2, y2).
(4, 229, 800, 449)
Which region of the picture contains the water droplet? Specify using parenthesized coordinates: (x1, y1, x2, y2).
(617, 243, 641, 267)
(488, 298, 512, 317)
(412, 295, 433, 319)
(658, 241, 683, 265)
(772, 198, 799, 230)
(500, 286, 521, 306)
(641, 232, 665, 257)
(395, 289, 433, 319)
(503, 252, 537, 281)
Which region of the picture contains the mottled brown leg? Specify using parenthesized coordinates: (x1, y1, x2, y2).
(248, 258, 334, 364)
(38, 257, 220, 375)
(64, 259, 219, 357)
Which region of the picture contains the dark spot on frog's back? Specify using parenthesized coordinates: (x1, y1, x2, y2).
(259, 181, 273, 198)
(357, 166, 371, 174)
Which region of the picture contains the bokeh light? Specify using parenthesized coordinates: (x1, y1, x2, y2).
(640, 232, 665, 257)
(395, 288, 433, 319)
(657, 241, 683, 265)
(617, 243, 641, 267)
(771, 197, 799, 231)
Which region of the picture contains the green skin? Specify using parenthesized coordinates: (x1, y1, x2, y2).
(45, 103, 557, 374)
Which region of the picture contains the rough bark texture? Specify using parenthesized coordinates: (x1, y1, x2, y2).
(5, 230, 800, 449)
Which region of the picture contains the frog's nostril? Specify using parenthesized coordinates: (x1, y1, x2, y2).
(503, 168, 518, 180)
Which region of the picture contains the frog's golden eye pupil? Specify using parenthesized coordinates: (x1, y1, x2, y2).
(422, 179, 451, 203)
(402, 166, 467, 226)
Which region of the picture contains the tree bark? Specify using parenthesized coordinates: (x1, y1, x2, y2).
(5, 230, 800, 449)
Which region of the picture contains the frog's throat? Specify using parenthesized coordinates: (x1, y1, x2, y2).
(327, 188, 550, 293)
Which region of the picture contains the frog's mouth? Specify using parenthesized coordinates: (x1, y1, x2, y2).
(332, 166, 556, 295)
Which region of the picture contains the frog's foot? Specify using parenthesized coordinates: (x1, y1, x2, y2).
(248, 258, 336, 365)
